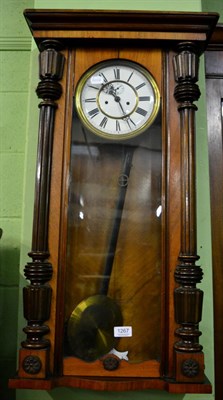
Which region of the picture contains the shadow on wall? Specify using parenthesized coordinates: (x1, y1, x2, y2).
(16, 387, 185, 400)
(45, 388, 185, 400)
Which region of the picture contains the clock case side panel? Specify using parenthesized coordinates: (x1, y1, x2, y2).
(161, 46, 210, 388)
(162, 50, 181, 380)
(50, 48, 75, 375)
(21, 45, 73, 378)
(11, 41, 67, 382)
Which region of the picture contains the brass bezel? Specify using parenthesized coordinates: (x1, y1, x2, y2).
(75, 59, 160, 140)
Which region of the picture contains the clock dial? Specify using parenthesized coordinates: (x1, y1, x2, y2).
(75, 59, 160, 140)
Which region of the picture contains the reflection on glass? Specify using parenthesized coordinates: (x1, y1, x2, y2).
(64, 108, 162, 364)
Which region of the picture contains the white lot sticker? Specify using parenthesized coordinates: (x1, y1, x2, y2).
(114, 326, 132, 338)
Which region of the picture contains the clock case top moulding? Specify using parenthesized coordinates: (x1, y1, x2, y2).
(9, 9, 218, 393)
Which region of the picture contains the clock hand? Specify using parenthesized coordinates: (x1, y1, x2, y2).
(106, 84, 116, 95)
(106, 85, 122, 102)
(106, 86, 132, 122)
(114, 84, 123, 94)
(117, 98, 126, 115)
(116, 98, 135, 130)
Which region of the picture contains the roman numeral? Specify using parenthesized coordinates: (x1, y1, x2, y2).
(127, 71, 134, 82)
(114, 68, 120, 80)
(85, 98, 97, 103)
(116, 120, 121, 132)
(99, 116, 108, 128)
(88, 108, 99, 118)
(135, 82, 146, 91)
(99, 72, 108, 82)
(139, 96, 150, 101)
(88, 85, 100, 90)
(135, 107, 147, 117)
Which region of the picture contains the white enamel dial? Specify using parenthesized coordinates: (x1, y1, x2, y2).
(75, 59, 160, 140)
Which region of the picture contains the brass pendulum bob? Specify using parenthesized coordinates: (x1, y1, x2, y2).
(67, 146, 134, 362)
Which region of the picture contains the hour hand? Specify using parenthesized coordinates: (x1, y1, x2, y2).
(103, 84, 115, 96)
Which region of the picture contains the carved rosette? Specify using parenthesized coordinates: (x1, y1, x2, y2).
(173, 42, 204, 380)
(102, 355, 120, 371)
(22, 40, 65, 353)
(22, 355, 42, 375)
(181, 358, 200, 378)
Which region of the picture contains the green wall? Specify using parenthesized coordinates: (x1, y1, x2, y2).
(203, 0, 223, 22)
(0, 1, 34, 399)
(0, 0, 221, 399)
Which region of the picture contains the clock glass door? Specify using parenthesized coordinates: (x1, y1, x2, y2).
(63, 49, 163, 376)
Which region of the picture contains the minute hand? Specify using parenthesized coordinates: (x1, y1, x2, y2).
(117, 98, 127, 116)
(107, 87, 134, 127)
(116, 98, 136, 130)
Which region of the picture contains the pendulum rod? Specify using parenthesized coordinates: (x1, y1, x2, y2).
(100, 146, 134, 296)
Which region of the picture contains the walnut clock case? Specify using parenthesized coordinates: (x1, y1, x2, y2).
(9, 9, 218, 393)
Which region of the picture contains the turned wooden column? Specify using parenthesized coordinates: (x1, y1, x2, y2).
(19, 39, 65, 378)
(173, 42, 205, 382)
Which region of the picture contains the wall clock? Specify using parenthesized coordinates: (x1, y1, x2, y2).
(75, 59, 160, 139)
(9, 9, 218, 393)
